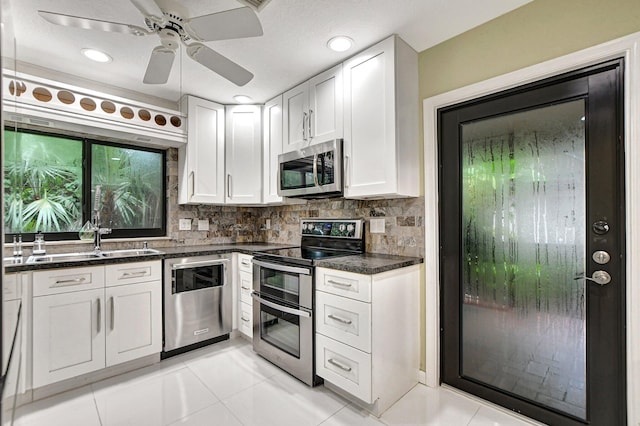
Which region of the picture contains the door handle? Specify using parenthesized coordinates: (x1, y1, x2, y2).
(574, 270, 611, 285)
(302, 112, 308, 141)
(111, 296, 115, 331)
(344, 154, 350, 188)
(189, 171, 195, 199)
(312, 154, 320, 187)
(251, 292, 311, 318)
(97, 298, 101, 333)
(308, 109, 313, 139)
(227, 174, 232, 198)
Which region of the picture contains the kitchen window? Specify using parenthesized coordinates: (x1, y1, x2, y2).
(4, 127, 166, 241)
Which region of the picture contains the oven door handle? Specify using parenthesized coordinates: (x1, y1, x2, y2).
(251, 292, 311, 318)
(171, 259, 229, 270)
(252, 259, 311, 275)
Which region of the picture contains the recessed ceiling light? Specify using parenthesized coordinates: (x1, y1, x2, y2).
(327, 36, 353, 52)
(81, 48, 112, 63)
(233, 95, 252, 104)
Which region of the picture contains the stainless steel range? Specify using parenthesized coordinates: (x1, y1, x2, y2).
(251, 219, 364, 386)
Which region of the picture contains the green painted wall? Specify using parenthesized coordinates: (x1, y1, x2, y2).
(419, 0, 640, 99)
(417, 0, 640, 371)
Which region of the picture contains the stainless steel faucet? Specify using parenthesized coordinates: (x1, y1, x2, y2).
(92, 185, 112, 252)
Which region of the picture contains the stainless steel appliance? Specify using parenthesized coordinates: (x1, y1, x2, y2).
(163, 254, 231, 355)
(252, 219, 364, 386)
(277, 139, 343, 199)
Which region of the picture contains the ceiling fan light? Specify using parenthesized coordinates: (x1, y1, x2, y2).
(233, 95, 252, 103)
(327, 36, 353, 52)
(81, 48, 112, 63)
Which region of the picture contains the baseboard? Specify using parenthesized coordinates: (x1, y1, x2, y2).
(417, 369, 427, 385)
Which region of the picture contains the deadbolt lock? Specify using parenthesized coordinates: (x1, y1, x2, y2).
(592, 250, 611, 265)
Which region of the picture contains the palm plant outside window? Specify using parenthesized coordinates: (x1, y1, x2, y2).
(4, 127, 166, 241)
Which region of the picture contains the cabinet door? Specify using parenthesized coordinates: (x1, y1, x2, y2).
(33, 289, 105, 388)
(263, 95, 283, 204)
(225, 105, 262, 204)
(105, 281, 162, 366)
(308, 64, 343, 144)
(282, 81, 309, 153)
(179, 96, 225, 204)
(343, 37, 397, 198)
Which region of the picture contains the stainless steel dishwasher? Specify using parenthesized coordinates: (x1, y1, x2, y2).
(163, 254, 231, 355)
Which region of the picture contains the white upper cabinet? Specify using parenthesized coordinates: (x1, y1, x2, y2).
(225, 105, 263, 204)
(178, 96, 225, 204)
(283, 64, 343, 153)
(343, 35, 419, 199)
(262, 95, 283, 204)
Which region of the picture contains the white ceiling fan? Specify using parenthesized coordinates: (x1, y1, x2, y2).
(38, 0, 264, 86)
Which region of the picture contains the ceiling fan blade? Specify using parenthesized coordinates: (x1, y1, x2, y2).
(129, 0, 165, 22)
(38, 10, 150, 36)
(187, 43, 253, 86)
(186, 7, 263, 41)
(143, 46, 175, 84)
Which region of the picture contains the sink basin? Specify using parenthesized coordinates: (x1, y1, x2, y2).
(100, 248, 163, 257)
(25, 248, 163, 264)
(27, 252, 103, 263)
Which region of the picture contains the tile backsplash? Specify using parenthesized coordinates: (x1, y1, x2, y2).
(6, 149, 424, 258)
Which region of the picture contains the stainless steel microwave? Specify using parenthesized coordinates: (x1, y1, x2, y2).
(277, 139, 343, 198)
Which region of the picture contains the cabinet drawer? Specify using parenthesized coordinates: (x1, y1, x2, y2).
(239, 270, 253, 304)
(33, 266, 105, 296)
(316, 334, 371, 403)
(239, 302, 253, 337)
(105, 260, 161, 287)
(316, 267, 371, 302)
(238, 254, 253, 273)
(316, 291, 371, 352)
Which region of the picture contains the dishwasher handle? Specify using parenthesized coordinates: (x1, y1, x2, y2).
(171, 258, 230, 270)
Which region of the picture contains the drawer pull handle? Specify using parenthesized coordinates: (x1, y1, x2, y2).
(241, 317, 250, 322)
(241, 286, 251, 290)
(328, 358, 352, 372)
(328, 314, 352, 325)
(327, 280, 352, 288)
(241, 260, 251, 266)
(54, 277, 87, 285)
(120, 271, 147, 278)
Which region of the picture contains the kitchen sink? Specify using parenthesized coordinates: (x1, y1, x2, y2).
(99, 248, 163, 257)
(26, 252, 103, 263)
(25, 248, 163, 264)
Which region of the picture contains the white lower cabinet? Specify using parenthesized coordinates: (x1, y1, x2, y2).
(105, 280, 162, 366)
(32, 287, 105, 388)
(32, 261, 162, 388)
(315, 265, 420, 416)
(236, 253, 254, 338)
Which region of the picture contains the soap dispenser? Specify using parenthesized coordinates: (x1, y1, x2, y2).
(33, 231, 46, 256)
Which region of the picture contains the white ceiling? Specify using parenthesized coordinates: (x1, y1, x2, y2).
(2, 0, 532, 107)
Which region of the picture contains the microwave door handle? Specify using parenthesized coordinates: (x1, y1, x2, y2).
(252, 259, 311, 275)
(312, 153, 320, 187)
(251, 292, 311, 318)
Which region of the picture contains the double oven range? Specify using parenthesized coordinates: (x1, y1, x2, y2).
(251, 219, 364, 386)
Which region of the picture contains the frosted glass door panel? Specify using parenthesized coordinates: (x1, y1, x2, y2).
(460, 100, 586, 419)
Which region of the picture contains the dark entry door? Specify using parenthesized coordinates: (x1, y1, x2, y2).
(439, 60, 625, 426)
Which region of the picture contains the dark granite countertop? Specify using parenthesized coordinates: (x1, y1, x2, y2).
(315, 252, 423, 275)
(3, 243, 296, 273)
(4, 243, 423, 275)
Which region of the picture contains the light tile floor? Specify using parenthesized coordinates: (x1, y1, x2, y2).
(14, 337, 545, 426)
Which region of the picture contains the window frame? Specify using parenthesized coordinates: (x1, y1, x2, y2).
(4, 126, 167, 242)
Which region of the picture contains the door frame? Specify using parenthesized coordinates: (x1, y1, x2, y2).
(423, 32, 640, 424)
